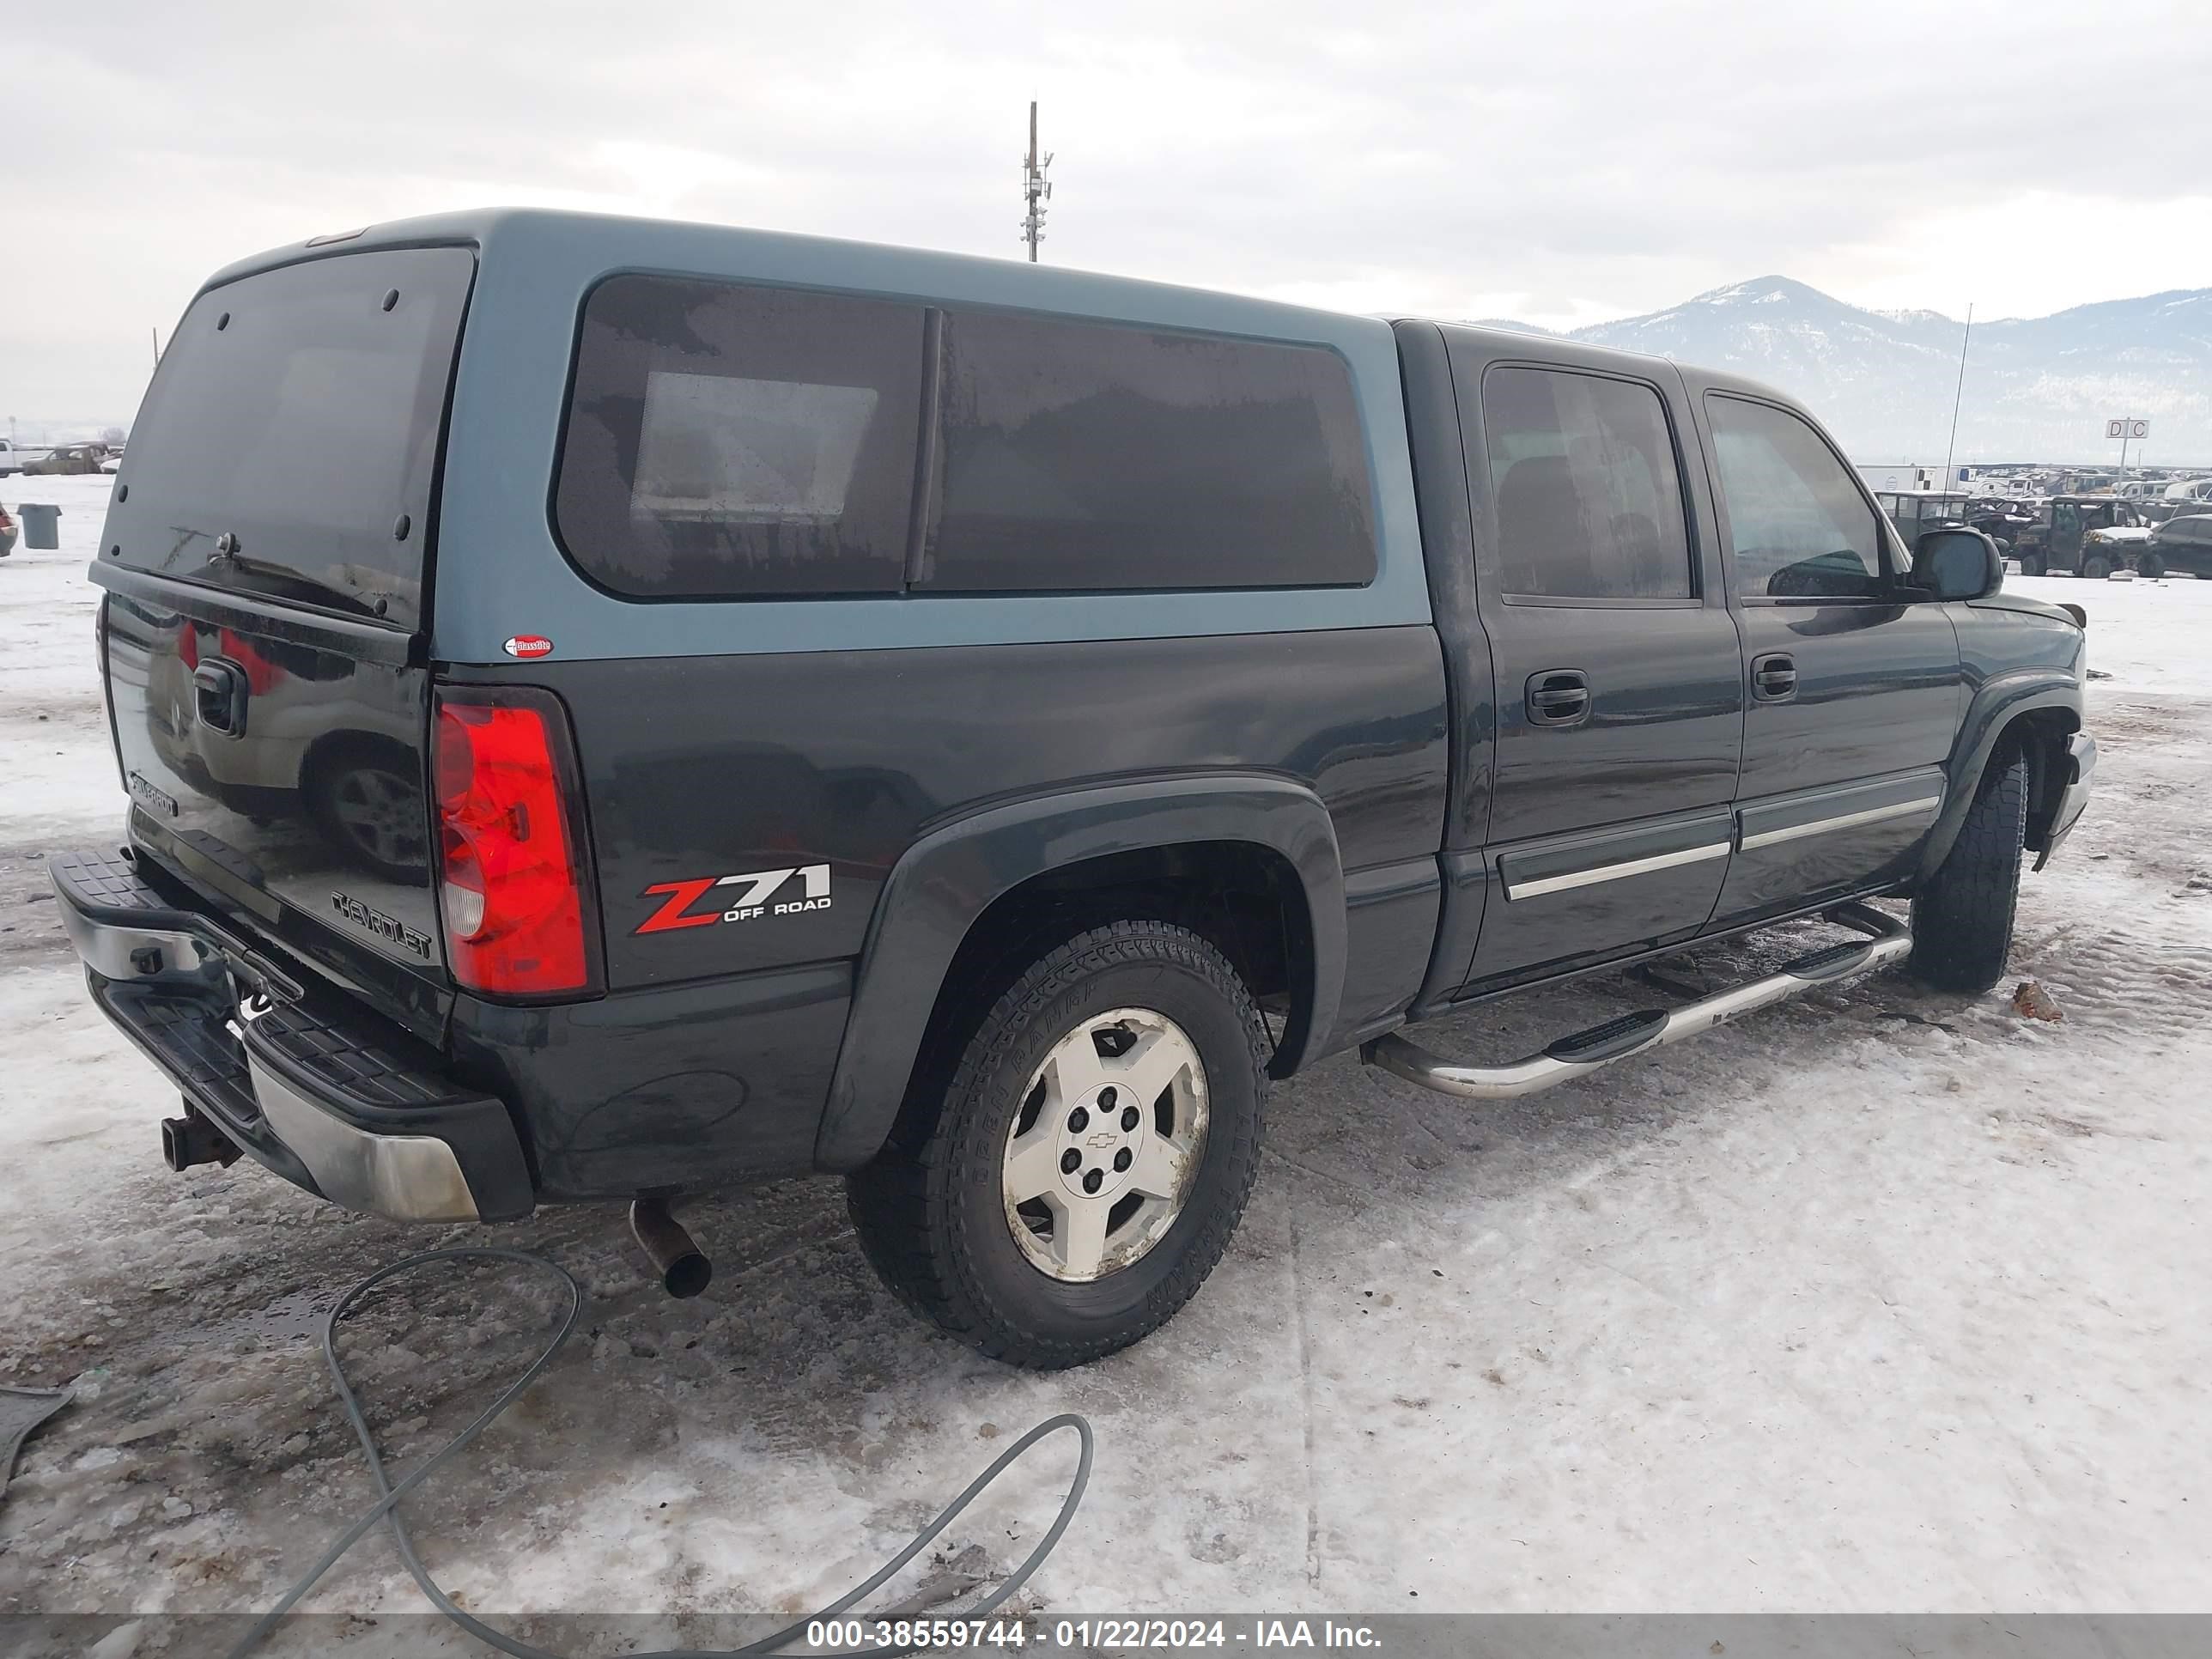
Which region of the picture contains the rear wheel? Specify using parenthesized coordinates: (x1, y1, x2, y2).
(2017, 551, 2045, 577)
(1911, 750, 2027, 994)
(847, 920, 1268, 1368)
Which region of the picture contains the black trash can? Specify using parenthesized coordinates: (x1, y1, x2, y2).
(19, 503, 61, 550)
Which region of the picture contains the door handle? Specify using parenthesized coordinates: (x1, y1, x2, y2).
(1750, 652, 1797, 702)
(192, 660, 247, 735)
(1526, 669, 1590, 726)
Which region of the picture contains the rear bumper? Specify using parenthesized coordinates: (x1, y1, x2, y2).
(51, 847, 533, 1222)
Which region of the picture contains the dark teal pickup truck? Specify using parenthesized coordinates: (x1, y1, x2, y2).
(53, 210, 2093, 1365)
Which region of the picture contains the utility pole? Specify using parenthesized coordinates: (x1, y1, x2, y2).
(1942, 301, 1973, 490)
(1020, 100, 1053, 263)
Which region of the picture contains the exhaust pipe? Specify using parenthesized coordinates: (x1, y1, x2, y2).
(161, 1106, 241, 1170)
(629, 1196, 712, 1299)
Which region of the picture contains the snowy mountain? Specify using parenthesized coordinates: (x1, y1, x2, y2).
(1490, 278, 2212, 465)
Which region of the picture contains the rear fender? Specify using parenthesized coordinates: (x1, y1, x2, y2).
(815, 775, 1344, 1170)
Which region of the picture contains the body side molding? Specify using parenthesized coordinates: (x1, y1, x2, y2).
(1507, 839, 1731, 900)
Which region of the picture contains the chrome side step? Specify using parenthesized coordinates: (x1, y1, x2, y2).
(1362, 902, 1911, 1102)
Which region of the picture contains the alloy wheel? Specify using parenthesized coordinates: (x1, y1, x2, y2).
(1000, 1007, 1209, 1283)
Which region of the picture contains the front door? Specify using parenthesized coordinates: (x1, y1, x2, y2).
(1692, 389, 1964, 927)
(1448, 350, 1744, 988)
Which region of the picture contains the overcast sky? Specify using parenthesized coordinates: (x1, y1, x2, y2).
(6, 0, 2209, 422)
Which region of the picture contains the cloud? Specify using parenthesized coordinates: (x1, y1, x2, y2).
(4, 0, 2209, 420)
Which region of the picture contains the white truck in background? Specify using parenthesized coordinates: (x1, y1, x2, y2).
(1856, 462, 1948, 493)
(0, 438, 25, 477)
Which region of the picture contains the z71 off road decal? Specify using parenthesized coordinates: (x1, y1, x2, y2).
(635, 864, 833, 935)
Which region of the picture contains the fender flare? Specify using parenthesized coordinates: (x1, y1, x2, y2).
(814, 775, 1345, 1170)
(1918, 670, 2081, 881)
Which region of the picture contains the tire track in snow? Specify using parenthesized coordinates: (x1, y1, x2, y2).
(1287, 1218, 1322, 1590)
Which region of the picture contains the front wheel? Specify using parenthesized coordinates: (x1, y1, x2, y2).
(2137, 551, 2166, 579)
(1911, 751, 2027, 993)
(2081, 554, 2113, 580)
(847, 920, 1268, 1368)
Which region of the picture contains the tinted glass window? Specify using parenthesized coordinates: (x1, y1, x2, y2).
(107, 247, 474, 630)
(1480, 367, 1692, 599)
(925, 310, 1376, 592)
(1707, 397, 1887, 599)
(556, 276, 925, 598)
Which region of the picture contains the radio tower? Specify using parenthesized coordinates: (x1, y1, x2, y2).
(1020, 100, 1053, 262)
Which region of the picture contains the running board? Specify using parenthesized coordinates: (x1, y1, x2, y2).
(1362, 902, 1911, 1102)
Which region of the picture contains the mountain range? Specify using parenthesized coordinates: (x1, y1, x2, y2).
(1480, 278, 2212, 466)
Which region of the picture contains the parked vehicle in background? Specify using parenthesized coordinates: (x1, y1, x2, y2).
(2140, 514, 2212, 579)
(0, 439, 26, 477)
(2161, 477, 2212, 505)
(1875, 491, 1972, 547)
(51, 210, 2096, 1366)
(1856, 463, 1942, 494)
(1966, 497, 2038, 550)
(2078, 519, 2153, 577)
(2014, 495, 2148, 577)
(0, 504, 16, 557)
(23, 444, 111, 477)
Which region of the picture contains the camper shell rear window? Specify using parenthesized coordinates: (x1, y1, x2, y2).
(106, 247, 475, 631)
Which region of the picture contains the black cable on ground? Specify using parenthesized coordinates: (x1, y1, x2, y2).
(226, 1246, 1094, 1659)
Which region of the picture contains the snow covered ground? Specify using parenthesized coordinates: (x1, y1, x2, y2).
(2, 476, 2208, 1634)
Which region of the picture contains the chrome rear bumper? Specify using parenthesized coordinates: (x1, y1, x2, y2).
(52, 846, 532, 1223)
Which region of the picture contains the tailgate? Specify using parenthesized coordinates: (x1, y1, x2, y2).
(94, 246, 476, 1036)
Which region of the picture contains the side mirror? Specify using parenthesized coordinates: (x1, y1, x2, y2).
(1913, 527, 2002, 600)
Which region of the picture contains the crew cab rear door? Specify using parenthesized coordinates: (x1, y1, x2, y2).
(1437, 334, 1744, 988)
(1686, 386, 1963, 927)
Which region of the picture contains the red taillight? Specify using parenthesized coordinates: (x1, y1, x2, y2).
(431, 690, 594, 997)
